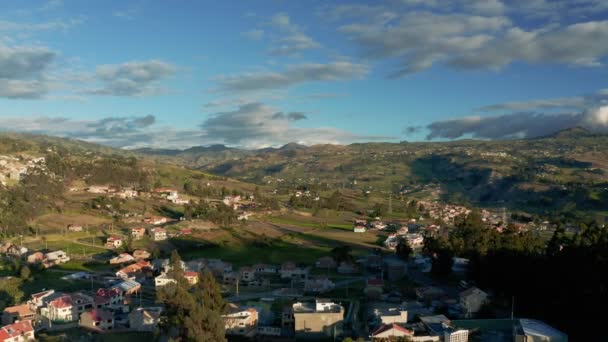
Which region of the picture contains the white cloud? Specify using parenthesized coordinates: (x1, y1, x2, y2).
(0, 43, 56, 99)
(214, 61, 369, 93)
(83, 60, 176, 96)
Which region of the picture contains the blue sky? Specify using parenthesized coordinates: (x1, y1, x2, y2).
(1, 0, 608, 149)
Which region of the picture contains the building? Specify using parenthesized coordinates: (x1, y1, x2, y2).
(109, 253, 135, 265)
(110, 280, 141, 296)
(280, 262, 309, 279)
(26, 252, 44, 265)
(292, 299, 344, 340)
(370, 305, 408, 325)
(337, 261, 358, 274)
(354, 225, 367, 233)
(240, 267, 256, 282)
(223, 305, 258, 338)
(145, 216, 169, 226)
(364, 278, 384, 299)
(79, 309, 114, 331)
(1, 305, 34, 326)
(132, 249, 151, 260)
(44, 250, 70, 265)
(315, 256, 337, 269)
(149, 227, 167, 241)
(67, 224, 83, 232)
(371, 323, 413, 340)
(129, 307, 162, 332)
(420, 315, 468, 342)
(44, 295, 74, 322)
(514, 319, 568, 342)
(452, 258, 470, 273)
(0, 320, 35, 342)
(116, 260, 152, 279)
(459, 287, 488, 318)
(184, 271, 199, 285)
(105, 236, 123, 249)
(384, 257, 408, 281)
(94, 288, 124, 310)
(304, 277, 335, 294)
(154, 273, 176, 288)
(131, 227, 146, 240)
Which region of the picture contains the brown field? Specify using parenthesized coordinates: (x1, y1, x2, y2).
(32, 213, 111, 232)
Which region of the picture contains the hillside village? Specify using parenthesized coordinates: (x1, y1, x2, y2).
(0, 177, 568, 341)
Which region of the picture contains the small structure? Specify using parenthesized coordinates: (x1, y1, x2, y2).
(371, 323, 412, 340)
(44, 250, 70, 266)
(109, 253, 134, 265)
(0, 320, 35, 342)
(459, 287, 488, 318)
(79, 309, 114, 331)
(149, 227, 167, 241)
(184, 271, 199, 285)
(129, 307, 162, 332)
(116, 260, 152, 280)
(353, 225, 367, 233)
(105, 236, 123, 249)
(292, 299, 344, 340)
(67, 224, 83, 232)
(1, 304, 35, 325)
(133, 249, 151, 260)
(223, 305, 258, 338)
(131, 227, 146, 240)
(514, 319, 568, 342)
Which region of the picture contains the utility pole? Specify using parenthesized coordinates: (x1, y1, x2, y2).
(388, 194, 393, 215)
(511, 296, 515, 319)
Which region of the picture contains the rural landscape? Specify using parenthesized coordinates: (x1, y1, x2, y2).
(2, 0, 608, 341)
(0, 130, 604, 341)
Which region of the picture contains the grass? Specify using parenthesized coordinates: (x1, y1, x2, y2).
(21, 270, 92, 297)
(38, 329, 153, 342)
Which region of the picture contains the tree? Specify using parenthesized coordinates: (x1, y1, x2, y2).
(19, 266, 31, 280)
(396, 239, 413, 261)
(157, 251, 226, 341)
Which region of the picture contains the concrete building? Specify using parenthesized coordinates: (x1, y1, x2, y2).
(459, 287, 488, 318)
(292, 299, 344, 340)
(128, 307, 162, 332)
(1, 305, 35, 326)
(420, 315, 469, 342)
(223, 305, 258, 338)
(0, 320, 35, 342)
(371, 323, 413, 340)
(79, 309, 114, 331)
(514, 319, 568, 342)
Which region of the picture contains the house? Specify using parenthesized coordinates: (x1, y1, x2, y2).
(131, 227, 146, 240)
(149, 227, 167, 241)
(280, 262, 309, 279)
(87, 185, 110, 194)
(132, 249, 151, 260)
(514, 319, 568, 342)
(109, 253, 134, 265)
(154, 273, 176, 288)
(26, 252, 44, 265)
(6, 246, 27, 257)
(223, 305, 258, 338)
(370, 221, 387, 230)
(94, 288, 124, 309)
(1, 305, 35, 326)
(292, 299, 344, 340)
(116, 260, 152, 279)
(371, 323, 413, 340)
(354, 225, 367, 233)
(44, 295, 74, 322)
(116, 189, 138, 199)
(129, 307, 162, 332)
(70, 293, 95, 317)
(223, 195, 241, 206)
(181, 228, 192, 235)
(144, 216, 169, 226)
(364, 278, 384, 299)
(27, 290, 55, 313)
(110, 280, 142, 296)
(337, 261, 358, 274)
(459, 287, 488, 318)
(237, 212, 251, 221)
(79, 309, 114, 331)
(369, 304, 408, 325)
(415, 287, 446, 301)
(67, 224, 83, 232)
(315, 256, 337, 269)
(184, 271, 199, 285)
(240, 267, 256, 282)
(44, 250, 70, 265)
(304, 277, 335, 294)
(252, 263, 277, 274)
(452, 257, 470, 273)
(0, 320, 35, 342)
(420, 315, 468, 342)
(105, 236, 123, 249)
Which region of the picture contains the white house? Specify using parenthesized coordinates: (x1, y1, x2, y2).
(149, 228, 167, 241)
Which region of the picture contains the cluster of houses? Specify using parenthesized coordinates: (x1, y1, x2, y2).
(0, 243, 70, 269)
(0, 155, 45, 185)
(353, 219, 387, 233)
